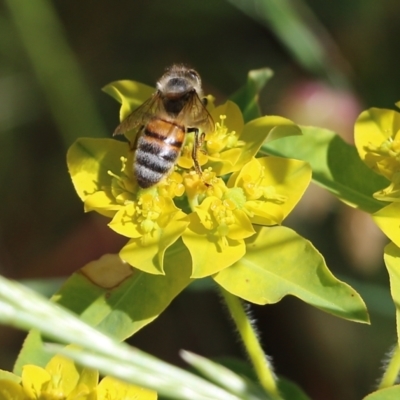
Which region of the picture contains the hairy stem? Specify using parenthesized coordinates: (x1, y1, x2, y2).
(379, 344, 400, 389)
(220, 287, 282, 400)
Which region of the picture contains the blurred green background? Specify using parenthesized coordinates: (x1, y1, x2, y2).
(1, 1, 399, 399)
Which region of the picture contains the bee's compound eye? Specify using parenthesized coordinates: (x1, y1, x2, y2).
(188, 69, 200, 82)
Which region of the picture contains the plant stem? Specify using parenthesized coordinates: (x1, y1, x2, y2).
(219, 287, 282, 400)
(379, 344, 400, 389)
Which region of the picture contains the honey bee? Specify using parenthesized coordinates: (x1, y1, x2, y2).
(113, 64, 215, 188)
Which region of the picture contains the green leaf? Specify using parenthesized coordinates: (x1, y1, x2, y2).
(225, 0, 348, 87)
(15, 245, 192, 370)
(190, 356, 311, 400)
(50, 345, 244, 400)
(363, 385, 400, 400)
(213, 226, 369, 323)
(383, 242, 400, 345)
(230, 68, 274, 122)
(0, 274, 243, 400)
(278, 378, 311, 400)
(263, 126, 388, 213)
(180, 351, 268, 400)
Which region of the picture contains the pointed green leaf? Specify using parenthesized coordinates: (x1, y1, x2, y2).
(278, 378, 311, 400)
(230, 68, 274, 122)
(181, 351, 268, 400)
(193, 356, 311, 400)
(363, 385, 400, 400)
(213, 226, 369, 323)
(263, 126, 388, 213)
(51, 345, 242, 400)
(15, 244, 192, 370)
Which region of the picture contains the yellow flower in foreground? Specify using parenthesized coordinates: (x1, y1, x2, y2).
(355, 105, 400, 201)
(68, 79, 310, 278)
(0, 355, 156, 400)
(354, 102, 400, 247)
(20, 355, 97, 399)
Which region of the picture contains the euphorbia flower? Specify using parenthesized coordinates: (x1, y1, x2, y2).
(67, 78, 311, 278)
(0, 355, 156, 400)
(354, 103, 400, 247)
(355, 104, 400, 201)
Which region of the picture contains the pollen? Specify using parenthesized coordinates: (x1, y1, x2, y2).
(206, 114, 243, 154)
(158, 171, 185, 198)
(365, 132, 400, 181)
(223, 187, 247, 209)
(210, 199, 236, 234)
(107, 156, 136, 204)
(135, 194, 164, 234)
(241, 169, 287, 204)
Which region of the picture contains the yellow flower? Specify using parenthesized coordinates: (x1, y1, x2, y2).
(0, 355, 156, 400)
(182, 195, 255, 278)
(111, 191, 190, 275)
(355, 105, 400, 201)
(67, 79, 310, 278)
(228, 157, 311, 226)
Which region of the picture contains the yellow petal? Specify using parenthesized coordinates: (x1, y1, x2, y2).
(0, 380, 28, 400)
(373, 202, 400, 247)
(182, 212, 246, 278)
(22, 365, 50, 397)
(97, 376, 157, 400)
(45, 354, 80, 395)
(102, 80, 154, 122)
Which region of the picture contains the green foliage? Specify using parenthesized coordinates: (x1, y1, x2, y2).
(363, 386, 400, 400)
(263, 126, 388, 213)
(214, 226, 369, 323)
(1, 56, 399, 398)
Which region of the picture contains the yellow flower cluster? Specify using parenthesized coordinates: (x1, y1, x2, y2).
(355, 103, 400, 247)
(67, 80, 311, 278)
(355, 104, 400, 202)
(0, 354, 156, 400)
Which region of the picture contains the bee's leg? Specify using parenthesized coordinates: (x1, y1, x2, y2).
(192, 128, 202, 175)
(199, 132, 207, 155)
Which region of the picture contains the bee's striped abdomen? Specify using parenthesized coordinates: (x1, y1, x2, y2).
(134, 118, 185, 188)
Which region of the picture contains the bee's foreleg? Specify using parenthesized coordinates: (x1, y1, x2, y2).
(191, 128, 203, 175)
(199, 132, 207, 155)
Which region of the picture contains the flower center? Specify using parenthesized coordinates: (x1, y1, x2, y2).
(241, 167, 287, 204)
(206, 114, 244, 154)
(107, 156, 136, 204)
(135, 193, 164, 234)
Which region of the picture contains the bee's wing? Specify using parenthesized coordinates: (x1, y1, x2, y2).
(113, 91, 163, 136)
(180, 92, 215, 133)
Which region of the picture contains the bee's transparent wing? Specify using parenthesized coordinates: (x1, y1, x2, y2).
(113, 91, 163, 136)
(180, 92, 215, 134)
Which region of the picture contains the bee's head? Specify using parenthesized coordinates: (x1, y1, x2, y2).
(157, 64, 203, 99)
